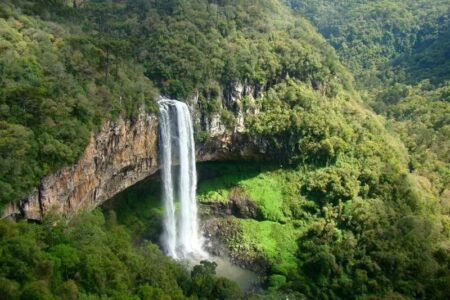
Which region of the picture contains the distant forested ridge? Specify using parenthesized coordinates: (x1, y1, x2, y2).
(286, 0, 450, 86)
(287, 0, 450, 201)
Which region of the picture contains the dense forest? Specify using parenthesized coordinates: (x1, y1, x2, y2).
(287, 0, 450, 203)
(0, 0, 449, 299)
(287, 0, 450, 86)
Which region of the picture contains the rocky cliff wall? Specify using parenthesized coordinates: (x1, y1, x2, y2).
(1, 82, 266, 220)
(3, 111, 159, 220)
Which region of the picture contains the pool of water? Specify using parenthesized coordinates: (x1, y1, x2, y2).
(184, 255, 262, 292)
(213, 256, 262, 291)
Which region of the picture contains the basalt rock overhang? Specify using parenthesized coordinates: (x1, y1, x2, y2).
(1, 111, 268, 221)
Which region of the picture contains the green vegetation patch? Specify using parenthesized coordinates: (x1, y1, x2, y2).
(197, 162, 271, 204)
(239, 219, 300, 275)
(0, 210, 242, 299)
(198, 162, 301, 222)
(240, 174, 285, 221)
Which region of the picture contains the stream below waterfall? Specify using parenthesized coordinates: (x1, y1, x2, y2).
(214, 256, 262, 291)
(184, 255, 262, 292)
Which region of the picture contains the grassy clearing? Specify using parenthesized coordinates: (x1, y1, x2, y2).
(197, 162, 268, 203)
(240, 173, 285, 221)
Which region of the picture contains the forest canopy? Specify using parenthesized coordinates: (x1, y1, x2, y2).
(0, 1, 449, 300)
(0, 0, 351, 209)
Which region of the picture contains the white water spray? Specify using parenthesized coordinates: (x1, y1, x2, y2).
(158, 98, 206, 259)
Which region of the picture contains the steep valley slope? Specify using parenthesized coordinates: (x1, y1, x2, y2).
(0, 1, 449, 299)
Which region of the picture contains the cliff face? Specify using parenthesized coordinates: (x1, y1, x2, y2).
(2, 82, 265, 220)
(4, 111, 160, 220)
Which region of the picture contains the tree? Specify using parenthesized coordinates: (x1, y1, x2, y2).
(190, 260, 218, 298)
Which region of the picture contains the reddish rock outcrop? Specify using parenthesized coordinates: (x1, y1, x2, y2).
(3, 111, 159, 220)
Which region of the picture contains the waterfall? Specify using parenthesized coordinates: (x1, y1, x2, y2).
(158, 98, 205, 259)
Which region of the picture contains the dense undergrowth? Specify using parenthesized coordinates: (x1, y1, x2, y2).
(287, 0, 450, 203)
(0, 208, 244, 299)
(373, 82, 450, 197)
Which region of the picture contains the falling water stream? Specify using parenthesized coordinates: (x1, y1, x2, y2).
(158, 98, 205, 259)
(158, 98, 260, 290)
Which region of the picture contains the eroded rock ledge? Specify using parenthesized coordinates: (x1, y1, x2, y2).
(2, 81, 266, 220)
(3, 111, 160, 220)
(2, 115, 266, 221)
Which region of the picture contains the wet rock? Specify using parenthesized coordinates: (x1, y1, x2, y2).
(202, 217, 270, 275)
(201, 187, 262, 220)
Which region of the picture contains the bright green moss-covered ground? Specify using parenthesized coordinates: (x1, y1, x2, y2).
(198, 163, 302, 222)
(239, 219, 300, 275)
(198, 162, 305, 275)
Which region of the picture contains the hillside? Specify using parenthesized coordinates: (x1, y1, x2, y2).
(0, 0, 158, 208)
(287, 0, 450, 86)
(0, 0, 351, 209)
(288, 0, 450, 204)
(0, 1, 449, 300)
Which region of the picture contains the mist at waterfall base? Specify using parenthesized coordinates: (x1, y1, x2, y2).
(157, 99, 260, 291)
